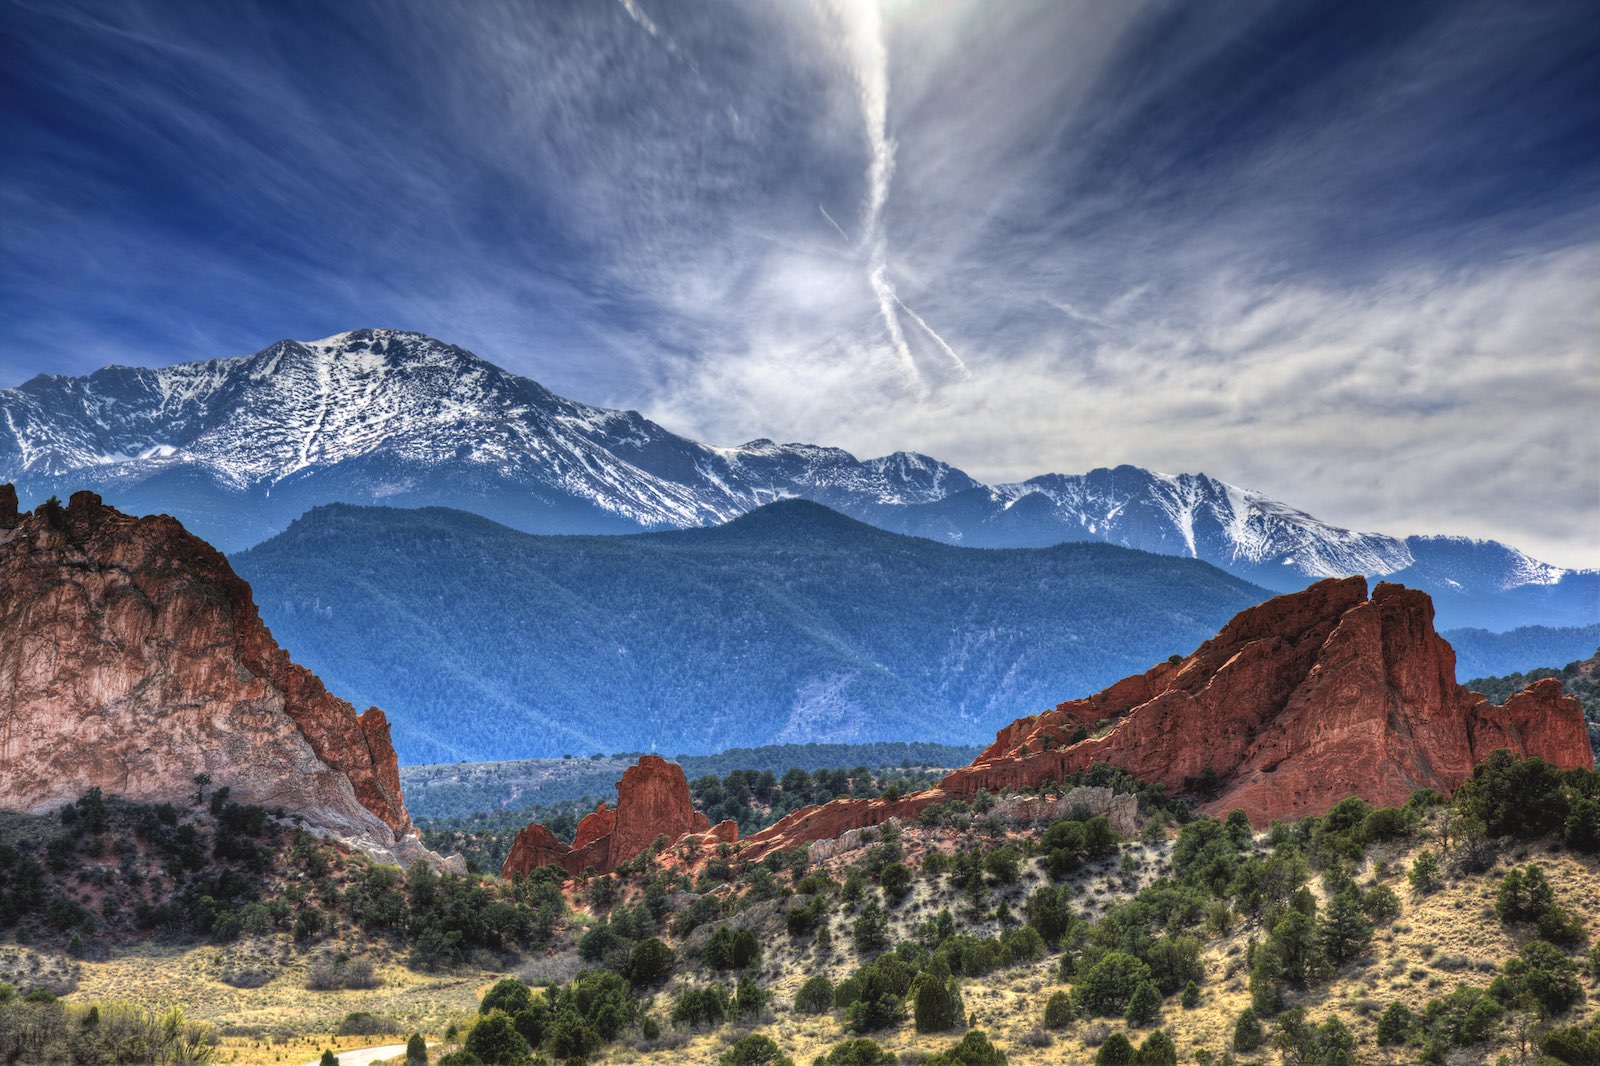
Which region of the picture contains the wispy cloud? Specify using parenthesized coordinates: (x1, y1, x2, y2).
(2, 0, 1596, 564)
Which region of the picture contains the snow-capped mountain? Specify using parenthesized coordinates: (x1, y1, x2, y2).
(0, 329, 977, 549)
(2, 328, 1593, 630)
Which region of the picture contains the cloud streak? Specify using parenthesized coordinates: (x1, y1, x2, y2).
(1, 0, 1596, 564)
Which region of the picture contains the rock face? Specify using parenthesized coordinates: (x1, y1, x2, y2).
(0, 487, 436, 866)
(741, 577, 1592, 860)
(502, 755, 719, 877)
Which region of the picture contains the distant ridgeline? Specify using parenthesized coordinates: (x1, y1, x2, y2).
(1447, 624, 1599, 679)
(408, 745, 970, 873)
(400, 742, 983, 822)
(234, 500, 1268, 762)
(1467, 648, 1600, 760)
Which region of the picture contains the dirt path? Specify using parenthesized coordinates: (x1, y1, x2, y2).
(299, 1044, 416, 1066)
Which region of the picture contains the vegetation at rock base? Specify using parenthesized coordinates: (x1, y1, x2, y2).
(1, 751, 1597, 1065)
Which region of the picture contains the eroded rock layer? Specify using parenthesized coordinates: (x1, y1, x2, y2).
(0, 488, 434, 865)
(502, 755, 729, 877)
(738, 577, 1591, 861)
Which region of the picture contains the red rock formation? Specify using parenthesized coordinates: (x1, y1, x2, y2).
(740, 577, 1592, 860)
(502, 755, 722, 877)
(0, 487, 438, 865)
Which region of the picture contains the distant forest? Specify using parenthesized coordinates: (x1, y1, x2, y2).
(235, 500, 1265, 762)
(411, 741, 978, 872)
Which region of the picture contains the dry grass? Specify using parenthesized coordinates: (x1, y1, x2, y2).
(32, 824, 1599, 1065)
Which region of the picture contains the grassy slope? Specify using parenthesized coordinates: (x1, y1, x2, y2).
(39, 808, 1596, 1066)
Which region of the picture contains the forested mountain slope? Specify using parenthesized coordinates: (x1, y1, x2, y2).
(232, 500, 1266, 763)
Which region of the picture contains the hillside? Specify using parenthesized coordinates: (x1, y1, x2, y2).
(8, 755, 1597, 1066)
(232, 500, 1267, 763)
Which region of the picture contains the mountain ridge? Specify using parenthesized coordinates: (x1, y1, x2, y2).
(5, 328, 1594, 631)
(230, 499, 1270, 763)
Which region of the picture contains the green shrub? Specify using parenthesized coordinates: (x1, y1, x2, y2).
(814, 1038, 896, 1065)
(1495, 865, 1556, 923)
(736, 977, 769, 1019)
(479, 978, 531, 1016)
(463, 1010, 529, 1065)
(1232, 1007, 1263, 1052)
(1078, 952, 1153, 1016)
(853, 902, 889, 954)
(1024, 885, 1074, 948)
(1493, 939, 1583, 1017)
(1319, 889, 1372, 966)
(912, 961, 964, 1033)
(1376, 1001, 1414, 1045)
(671, 985, 730, 1029)
(796, 975, 835, 1014)
(1043, 990, 1074, 1029)
(1095, 1033, 1134, 1065)
(706, 925, 761, 970)
(626, 937, 674, 987)
(1420, 985, 1503, 1047)
(925, 1030, 1007, 1066)
(1133, 1029, 1177, 1065)
(1408, 849, 1442, 893)
(881, 863, 914, 904)
(1124, 982, 1161, 1027)
(1539, 1016, 1600, 1065)
(719, 1034, 794, 1066)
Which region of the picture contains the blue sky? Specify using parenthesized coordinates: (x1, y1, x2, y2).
(3, 0, 1598, 564)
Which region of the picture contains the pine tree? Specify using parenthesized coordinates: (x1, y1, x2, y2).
(1125, 982, 1161, 1027)
(1233, 1008, 1264, 1052)
(912, 959, 964, 1033)
(1319, 889, 1373, 966)
(1376, 1002, 1413, 1045)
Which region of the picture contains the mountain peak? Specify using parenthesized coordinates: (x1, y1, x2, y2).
(0, 329, 1588, 631)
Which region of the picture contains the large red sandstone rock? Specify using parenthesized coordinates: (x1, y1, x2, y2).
(0, 488, 438, 866)
(740, 577, 1592, 861)
(502, 755, 719, 877)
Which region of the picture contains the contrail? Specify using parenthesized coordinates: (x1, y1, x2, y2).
(818, 204, 851, 245)
(823, 0, 920, 385)
(894, 293, 970, 377)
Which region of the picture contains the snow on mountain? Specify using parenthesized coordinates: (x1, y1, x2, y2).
(1, 328, 1592, 631)
(993, 467, 1416, 581)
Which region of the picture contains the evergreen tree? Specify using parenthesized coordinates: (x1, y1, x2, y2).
(1094, 1033, 1135, 1065)
(1408, 849, 1442, 892)
(1233, 1007, 1264, 1052)
(1133, 1030, 1178, 1065)
(912, 959, 964, 1033)
(1319, 889, 1373, 966)
(1376, 1001, 1414, 1045)
(1043, 991, 1075, 1029)
(1125, 982, 1162, 1027)
(854, 902, 890, 954)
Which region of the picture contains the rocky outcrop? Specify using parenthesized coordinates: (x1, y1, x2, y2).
(0, 488, 439, 866)
(741, 577, 1592, 860)
(502, 755, 721, 877)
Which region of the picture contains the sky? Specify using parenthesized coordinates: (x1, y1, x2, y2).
(2, 0, 1598, 566)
